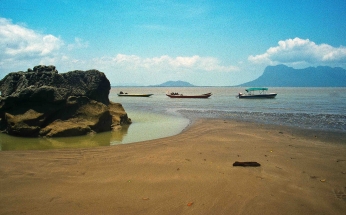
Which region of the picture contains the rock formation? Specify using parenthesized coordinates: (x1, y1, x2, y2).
(0, 65, 131, 137)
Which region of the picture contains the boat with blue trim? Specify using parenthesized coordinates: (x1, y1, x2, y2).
(237, 88, 277, 99)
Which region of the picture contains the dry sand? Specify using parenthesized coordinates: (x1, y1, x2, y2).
(0, 119, 345, 215)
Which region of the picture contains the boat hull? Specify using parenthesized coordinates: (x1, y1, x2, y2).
(238, 93, 277, 99)
(117, 94, 153, 97)
(166, 93, 212, 98)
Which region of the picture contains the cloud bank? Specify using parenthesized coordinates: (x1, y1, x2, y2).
(248, 37, 346, 67)
(0, 18, 63, 64)
(90, 54, 237, 73)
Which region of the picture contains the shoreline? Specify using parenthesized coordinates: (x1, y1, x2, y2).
(183, 116, 346, 145)
(0, 118, 346, 214)
(178, 109, 346, 136)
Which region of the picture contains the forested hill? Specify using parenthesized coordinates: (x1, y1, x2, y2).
(239, 65, 346, 87)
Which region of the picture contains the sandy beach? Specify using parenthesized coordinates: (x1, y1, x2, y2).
(0, 119, 345, 215)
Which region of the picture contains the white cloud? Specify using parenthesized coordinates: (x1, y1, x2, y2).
(90, 54, 238, 73)
(57, 54, 238, 85)
(0, 17, 64, 73)
(248, 37, 346, 67)
(0, 18, 63, 61)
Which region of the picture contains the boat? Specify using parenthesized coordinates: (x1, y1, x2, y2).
(237, 88, 277, 99)
(166, 92, 212, 98)
(117, 91, 153, 97)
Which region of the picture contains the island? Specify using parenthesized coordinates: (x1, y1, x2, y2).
(150, 80, 195, 87)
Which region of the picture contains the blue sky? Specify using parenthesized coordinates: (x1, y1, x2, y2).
(1, 0, 346, 86)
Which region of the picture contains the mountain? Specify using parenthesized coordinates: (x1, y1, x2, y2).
(239, 65, 346, 87)
(152, 80, 195, 87)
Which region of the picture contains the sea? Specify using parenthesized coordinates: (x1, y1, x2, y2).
(0, 87, 345, 151)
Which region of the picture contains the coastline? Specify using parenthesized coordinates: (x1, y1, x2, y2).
(0, 118, 345, 214)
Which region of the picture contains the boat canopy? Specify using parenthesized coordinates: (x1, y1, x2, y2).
(245, 87, 268, 92)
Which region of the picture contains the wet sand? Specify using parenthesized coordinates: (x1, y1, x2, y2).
(0, 119, 346, 215)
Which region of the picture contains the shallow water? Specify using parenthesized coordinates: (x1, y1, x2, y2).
(0, 110, 189, 151)
(112, 87, 346, 131)
(1, 87, 345, 150)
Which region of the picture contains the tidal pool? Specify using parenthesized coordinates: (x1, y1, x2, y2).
(0, 111, 189, 151)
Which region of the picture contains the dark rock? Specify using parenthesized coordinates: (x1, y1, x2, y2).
(0, 66, 110, 104)
(0, 65, 131, 137)
(233, 161, 261, 167)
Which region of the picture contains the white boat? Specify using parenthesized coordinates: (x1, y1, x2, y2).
(237, 88, 277, 99)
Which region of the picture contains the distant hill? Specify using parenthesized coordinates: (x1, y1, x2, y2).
(152, 80, 195, 87)
(239, 65, 346, 87)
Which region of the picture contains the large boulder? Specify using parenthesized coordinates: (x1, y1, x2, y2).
(0, 65, 131, 137)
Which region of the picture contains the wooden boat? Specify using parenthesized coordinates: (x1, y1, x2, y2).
(166, 92, 212, 98)
(237, 88, 277, 99)
(117, 91, 153, 97)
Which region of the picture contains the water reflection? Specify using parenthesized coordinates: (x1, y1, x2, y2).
(0, 124, 130, 151)
(110, 124, 130, 143)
